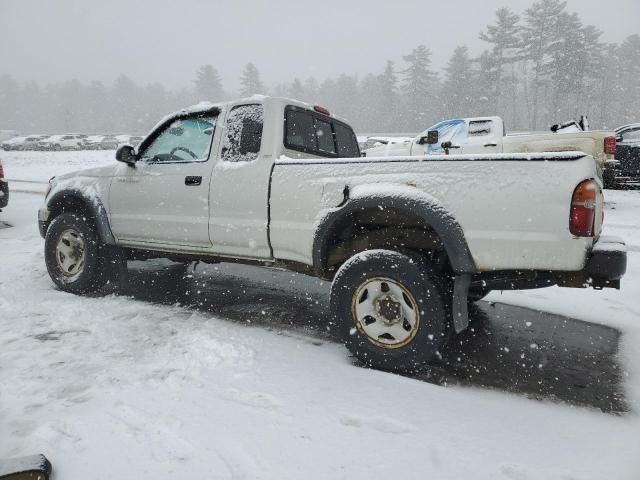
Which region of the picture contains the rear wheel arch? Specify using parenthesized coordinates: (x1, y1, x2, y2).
(312, 188, 476, 279)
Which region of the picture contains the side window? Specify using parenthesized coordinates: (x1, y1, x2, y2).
(315, 119, 335, 154)
(468, 120, 492, 136)
(221, 104, 264, 162)
(284, 106, 361, 158)
(140, 114, 217, 163)
(285, 108, 317, 151)
(334, 123, 359, 157)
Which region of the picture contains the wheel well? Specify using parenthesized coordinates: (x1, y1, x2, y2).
(48, 194, 93, 224)
(318, 207, 452, 280)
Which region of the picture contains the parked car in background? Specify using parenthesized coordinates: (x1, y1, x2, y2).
(366, 116, 619, 187)
(614, 124, 640, 188)
(39, 134, 87, 150)
(0, 158, 8, 211)
(97, 135, 119, 150)
(21, 135, 50, 150)
(0, 130, 20, 143)
(81, 135, 105, 150)
(2, 136, 28, 151)
(128, 135, 144, 147)
(1, 135, 48, 151)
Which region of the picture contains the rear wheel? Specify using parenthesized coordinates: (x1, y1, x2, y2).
(331, 249, 451, 372)
(44, 213, 116, 293)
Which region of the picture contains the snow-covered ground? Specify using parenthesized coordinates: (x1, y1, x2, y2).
(1, 151, 639, 479)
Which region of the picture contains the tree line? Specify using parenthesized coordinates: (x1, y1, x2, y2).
(1, 0, 638, 135)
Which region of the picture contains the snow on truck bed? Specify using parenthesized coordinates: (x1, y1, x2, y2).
(1, 151, 640, 479)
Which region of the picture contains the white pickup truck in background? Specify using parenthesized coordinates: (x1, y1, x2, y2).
(37, 97, 627, 371)
(366, 116, 619, 187)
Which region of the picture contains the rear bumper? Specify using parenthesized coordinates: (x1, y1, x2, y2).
(473, 237, 627, 291)
(583, 236, 627, 285)
(0, 180, 8, 209)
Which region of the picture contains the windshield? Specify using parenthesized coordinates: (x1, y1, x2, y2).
(421, 119, 467, 153)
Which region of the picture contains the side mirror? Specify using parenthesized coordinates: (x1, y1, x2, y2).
(418, 130, 439, 145)
(116, 144, 137, 166)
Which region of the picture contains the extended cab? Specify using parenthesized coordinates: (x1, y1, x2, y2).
(366, 116, 619, 187)
(38, 97, 627, 371)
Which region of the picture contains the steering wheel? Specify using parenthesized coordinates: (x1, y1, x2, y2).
(170, 146, 198, 159)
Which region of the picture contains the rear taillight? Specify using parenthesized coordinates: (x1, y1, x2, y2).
(604, 136, 616, 155)
(570, 179, 599, 237)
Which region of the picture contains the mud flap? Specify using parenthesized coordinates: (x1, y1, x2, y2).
(452, 273, 471, 333)
(0, 454, 52, 480)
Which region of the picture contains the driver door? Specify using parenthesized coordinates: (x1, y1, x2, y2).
(109, 113, 219, 248)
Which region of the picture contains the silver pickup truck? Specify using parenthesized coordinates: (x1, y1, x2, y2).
(38, 96, 627, 371)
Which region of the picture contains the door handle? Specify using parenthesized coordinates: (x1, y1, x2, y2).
(185, 176, 202, 186)
(484, 143, 498, 147)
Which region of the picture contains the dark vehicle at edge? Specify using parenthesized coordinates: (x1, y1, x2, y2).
(615, 123, 640, 188)
(0, 159, 8, 211)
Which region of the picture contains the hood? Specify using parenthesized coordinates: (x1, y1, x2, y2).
(55, 164, 118, 181)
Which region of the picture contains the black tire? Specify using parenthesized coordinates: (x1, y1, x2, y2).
(44, 212, 112, 293)
(330, 249, 452, 372)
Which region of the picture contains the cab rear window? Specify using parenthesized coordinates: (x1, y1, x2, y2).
(284, 106, 359, 158)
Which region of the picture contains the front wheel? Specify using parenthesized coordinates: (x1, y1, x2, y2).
(44, 213, 112, 293)
(330, 249, 451, 372)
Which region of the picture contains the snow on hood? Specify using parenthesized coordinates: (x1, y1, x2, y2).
(54, 164, 118, 181)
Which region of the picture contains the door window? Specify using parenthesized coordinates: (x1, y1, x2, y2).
(140, 115, 217, 163)
(221, 104, 264, 162)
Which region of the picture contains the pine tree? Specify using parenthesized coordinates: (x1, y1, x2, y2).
(441, 46, 475, 118)
(544, 13, 605, 123)
(378, 60, 399, 131)
(520, 0, 568, 129)
(194, 65, 224, 102)
(401, 45, 439, 130)
(617, 34, 640, 124)
(479, 8, 521, 126)
(303, 77, 319, 102)
(288, 78, 304, 100)
(240, 62, 264, 96)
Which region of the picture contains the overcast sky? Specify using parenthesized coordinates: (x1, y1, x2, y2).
(1, 0, 638, 90)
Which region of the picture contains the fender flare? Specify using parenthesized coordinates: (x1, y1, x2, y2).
(45, 188, 116, 245)
(312, 184, 476, 275)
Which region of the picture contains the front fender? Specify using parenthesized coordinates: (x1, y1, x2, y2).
(41, 187, 115, 245)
